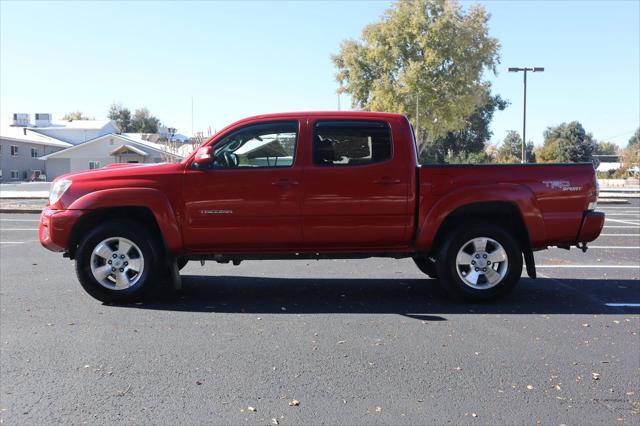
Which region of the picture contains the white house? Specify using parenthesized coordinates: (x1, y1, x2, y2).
(26, 113, 120, 145)
(40, 133, 186, 179)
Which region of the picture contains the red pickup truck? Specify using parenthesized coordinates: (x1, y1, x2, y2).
(39, 111, 604, 303)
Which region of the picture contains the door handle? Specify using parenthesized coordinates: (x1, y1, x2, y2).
(374, 177, 401, 185)
(272, 179, 299, 188)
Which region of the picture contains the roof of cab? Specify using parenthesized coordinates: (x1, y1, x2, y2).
(240, 111, 406, 121)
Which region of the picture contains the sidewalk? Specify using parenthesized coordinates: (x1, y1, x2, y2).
(0, 198, 47, 213)
(0, 182, 50, 199)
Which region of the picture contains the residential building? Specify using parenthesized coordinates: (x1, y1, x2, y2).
(40, 133, 187, 179)
(0, 122, 72, 182)
(1, 112, 120, 182)
(25, 113, 120, 145)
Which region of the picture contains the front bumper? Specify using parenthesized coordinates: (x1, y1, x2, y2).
(39, 207, 84, 252)
(577, 211, 605, 243)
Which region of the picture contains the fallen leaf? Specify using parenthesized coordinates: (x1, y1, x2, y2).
(289, 399, 300, 407)
(375, 406, 382, 412)
(592, 373, 600, 380)
(196, 380, 203, 385)
(247, 406, 256, 412)
(472, 413, 478, 417)
(582, 323, 589, 327)
(271, 418, 279, 425)
(337, 340, 346, 344)
(527, 385, 534, 390)
(555, 385, 562, 391)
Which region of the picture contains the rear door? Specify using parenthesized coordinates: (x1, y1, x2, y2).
(301, 119, 411, 248)
(181, 120, 302, 251)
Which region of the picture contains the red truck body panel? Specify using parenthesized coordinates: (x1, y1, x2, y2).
(39, 111, 603, 259)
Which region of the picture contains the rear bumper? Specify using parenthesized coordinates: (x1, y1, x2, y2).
(576, 211, 604, 243)
(39, 207, 84, 252)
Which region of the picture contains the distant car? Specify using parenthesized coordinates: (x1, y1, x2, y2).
(39, 111, 604, 303)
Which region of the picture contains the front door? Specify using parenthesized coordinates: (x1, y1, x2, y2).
(182, 120, 302, 251)
(302, 119, 411, 248)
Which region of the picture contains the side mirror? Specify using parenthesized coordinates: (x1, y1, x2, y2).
(193, 146, 213, 167)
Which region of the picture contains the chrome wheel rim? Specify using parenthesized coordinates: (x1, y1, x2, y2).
(455, 237, 508, 290)
(90, 237, 145, 290)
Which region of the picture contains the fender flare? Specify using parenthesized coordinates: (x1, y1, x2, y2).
(415, 183, 547, 252)
(68, 187, 182, 253)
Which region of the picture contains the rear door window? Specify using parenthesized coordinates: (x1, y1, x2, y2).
(313, 120, 392, 166)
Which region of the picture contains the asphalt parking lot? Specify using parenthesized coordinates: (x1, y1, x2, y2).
(1, 202, 638, 425)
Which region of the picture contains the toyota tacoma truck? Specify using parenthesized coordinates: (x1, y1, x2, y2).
(39, 111, 604, 303)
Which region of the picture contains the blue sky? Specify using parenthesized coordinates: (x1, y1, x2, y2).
(1, 0, 638, 147)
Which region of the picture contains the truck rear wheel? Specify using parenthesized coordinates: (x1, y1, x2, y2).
(436, 223, 522, 301)
(75, 220, 162, 303)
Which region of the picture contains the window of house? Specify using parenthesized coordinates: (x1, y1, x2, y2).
(10, 145, 18, 156)
(313, 120, 392, 166)
(31, 148, 38, 158)
(10, 170, 19, 180)
(89, 161, 101, 170)
(210, 121, 298, 169)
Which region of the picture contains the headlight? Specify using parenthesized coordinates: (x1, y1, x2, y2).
(49, 179, 72, 205)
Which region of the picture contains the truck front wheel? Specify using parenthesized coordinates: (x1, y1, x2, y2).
(75, 220, 162, 303)
(436, 223, 522, 301)
(413, 255, 438, 278)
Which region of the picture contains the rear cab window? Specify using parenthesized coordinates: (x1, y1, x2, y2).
(313, 120, 392, 166)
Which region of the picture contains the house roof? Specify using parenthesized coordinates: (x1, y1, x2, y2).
(0, 125, 73, 148)
(39, 133, 184, 160)
(121, 133, 195, 157)
(29, 119, 117, 131)
(110, 144, 149, 156)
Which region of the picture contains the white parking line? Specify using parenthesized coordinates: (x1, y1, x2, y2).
(599, 234, 640, 236)
(0, 229, 38, 231)
(587, 246, 640, 249)
(605, 213, 640, 217)
(605, 218, 640, 226)
(0, 219, 39, 222)
(537, 265, 640, 268)
(0, 241, 25, 245)
(605, 303, 640, 308)
(603, 226, 640, 229)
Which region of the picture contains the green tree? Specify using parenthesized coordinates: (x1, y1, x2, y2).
(62, 111, 91, 120)
(629, 127, 639, 147)
(130, 107, 160, 133)
(332, 0, 500, 146)
(595, 141, 619, 155)
(419, 92, 507, 163)
(536, 121, 595, 163)
(108, 103, 132, 132)
(496, 130, 535, 163)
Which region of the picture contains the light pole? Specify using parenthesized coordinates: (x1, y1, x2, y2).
(508, 66, 544, 163)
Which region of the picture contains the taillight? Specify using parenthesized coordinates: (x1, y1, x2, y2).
(587, 178, 599, 211)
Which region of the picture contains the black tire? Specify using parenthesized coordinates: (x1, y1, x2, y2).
(435, 222, 523, 302)
(413, 255, 438, 278)
(75, 220, 163, 303)
(177, 257, 189, 270)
